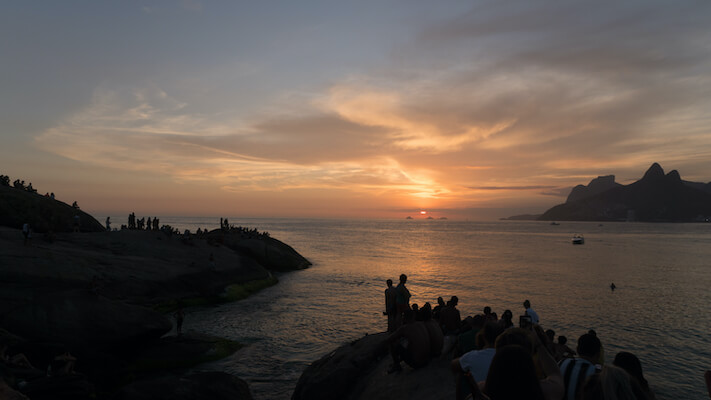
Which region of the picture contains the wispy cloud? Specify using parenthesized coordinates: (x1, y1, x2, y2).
(32, 0, 711, 214)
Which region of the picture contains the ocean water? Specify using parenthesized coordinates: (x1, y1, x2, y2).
(139, 217, 711, 399)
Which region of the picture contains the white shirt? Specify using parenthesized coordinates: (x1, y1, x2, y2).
(458, 347, 496, 382)
(526, 307, 540, 324)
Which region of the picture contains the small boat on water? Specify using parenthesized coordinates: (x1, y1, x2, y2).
(572, 234, 585, 245)
(550, 222, 560, 226)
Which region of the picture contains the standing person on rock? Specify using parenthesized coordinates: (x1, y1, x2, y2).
(384, 279, 398, 332)
(395, 274, 411, 328)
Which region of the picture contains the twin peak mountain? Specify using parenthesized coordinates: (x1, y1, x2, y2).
(537, 163, 711, 222)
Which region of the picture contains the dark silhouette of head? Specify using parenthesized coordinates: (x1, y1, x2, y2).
(545, 329, 555, 343)
(484, 306, 492, 315)
(558, 335, 568, 345)
(471, 314, 485, 329)
(420, 304, 432, 321)
(399, 274, 407, 284)
(523, 300, 531, 309)
(613, 352, 650, 390)
(577, 333, 602, 361)
(485, 345, 545, 400)
(411, 303, 419, 312)
(403, 309, 415, 324)
(448, 296, 459, 307)
(386, 279, 393, 287)
(482, 322, 504, 347)
(495, 328, 534, 354)
(437, 297, 445, 306)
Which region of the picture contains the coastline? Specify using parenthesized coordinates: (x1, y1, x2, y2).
(0, 215, 310, 400)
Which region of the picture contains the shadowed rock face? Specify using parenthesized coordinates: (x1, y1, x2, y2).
(0, 290, 172, 351)
(566, 175, 621, 203)
(112, 372, 254, 400)
(0, 185, 104, 232)
(540, 163, 711, 222)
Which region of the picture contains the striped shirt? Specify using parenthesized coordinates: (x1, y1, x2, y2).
(559, 357, 596, 400)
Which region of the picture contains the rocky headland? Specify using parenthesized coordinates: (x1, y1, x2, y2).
(0, 181, 311, 399)
(292, 332, 456, 400)
(505, 163, 711, 222)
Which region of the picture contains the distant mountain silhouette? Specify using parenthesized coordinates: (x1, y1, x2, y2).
(566, 175, 622, 203)
(539, 163, 711, 222)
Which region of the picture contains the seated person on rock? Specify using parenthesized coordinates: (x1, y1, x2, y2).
(451, 321, 504, 397)
(419, 304, 443, 357)
(553, 335, 576, 361)
(559, 333, 602, 400)
(387, 309, 431, 373)
(440, 296, 462, 335)
(454, 325, 564, 400)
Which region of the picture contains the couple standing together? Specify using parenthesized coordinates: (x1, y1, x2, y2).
(384, 274, 410, 332)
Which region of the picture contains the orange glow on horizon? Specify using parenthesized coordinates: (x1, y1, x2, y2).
(420, 210, 427, 215)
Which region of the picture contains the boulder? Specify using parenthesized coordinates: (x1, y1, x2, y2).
(292, 333, 389, 400)
(0, 290, 171, 351)
(0, 185, 104, 233)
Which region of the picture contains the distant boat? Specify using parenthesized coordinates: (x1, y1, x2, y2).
(406, 216, 413, 219)
(550, 222, 560, 226)
(426, 216, 434, 219)
(572, 234, 585, 245)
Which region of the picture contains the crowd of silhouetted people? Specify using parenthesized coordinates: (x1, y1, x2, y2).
(383, 274, 659, 400)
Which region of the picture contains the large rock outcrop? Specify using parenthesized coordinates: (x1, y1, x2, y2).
(540, 163, 711, 222)
(0, 290, 172, 350)
(113, 372, 253, 400)
(293, 333, 457, 400)
(566, 175, 621, 203)
(0, 185, 104, 232)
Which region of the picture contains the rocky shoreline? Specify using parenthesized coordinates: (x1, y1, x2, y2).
(0, 190, 311, 400)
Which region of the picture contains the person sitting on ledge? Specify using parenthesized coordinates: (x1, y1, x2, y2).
(451, 321, 503, 396)
(420, 304, 443, 357)
(613, 351, 656, 400)
(553, 335, 576, 361)
(387, 309, 431, 373)
(559, 333, 602, 400)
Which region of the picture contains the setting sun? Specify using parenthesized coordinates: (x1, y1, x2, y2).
(420, 210, 427, 215)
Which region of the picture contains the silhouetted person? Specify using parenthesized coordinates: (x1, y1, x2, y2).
(614, 351, 656, 399)
(174, 304, 185, 337)
(395, 274, 411, 327)
(523, 299, 540, 324)
(22, 223, 31, 246)
(387, 309, 430, 373)
(499, 309, 514, 330)
(432, 296, 445, 320)
(483, 306, 497, 322)
(440, 296, 461, 335)
(559, 333, 602, 400)
(611, 282, 616, 292)
(384, 279, 398, 332)
(420, 304, 443, 357)
(553, 335, 576, 361)
(146, 217, 152, 230)
(105, 216, 111, 231)
(452, 322, 503, 393)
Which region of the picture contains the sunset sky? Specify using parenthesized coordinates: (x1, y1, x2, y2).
(3, 1, 711, 219)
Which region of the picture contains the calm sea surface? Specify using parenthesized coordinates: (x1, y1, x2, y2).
(138, 217, 711, 399)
